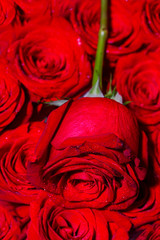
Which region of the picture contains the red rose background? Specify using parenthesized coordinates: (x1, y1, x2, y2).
(0, 0, 159, 239)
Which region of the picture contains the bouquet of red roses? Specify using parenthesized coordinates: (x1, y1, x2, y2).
(0, 0, 160, 239)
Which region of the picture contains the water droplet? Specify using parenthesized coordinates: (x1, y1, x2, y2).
(77, 38, 82, 46)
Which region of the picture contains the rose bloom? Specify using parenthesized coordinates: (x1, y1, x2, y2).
(6, 17, 91, 102)
(114, 46, 160, 126)
(28, 192, 132, 240)
(28, 98, 147, 210)
(56, 0, 144, 63)
(0, 121, 45, 204)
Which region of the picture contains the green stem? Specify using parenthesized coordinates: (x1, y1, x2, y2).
(90, 0, 108, 95)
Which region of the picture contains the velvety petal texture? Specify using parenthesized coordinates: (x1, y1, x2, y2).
(0, 204, 20, 239)
(0, 0, 16, 28)
(0, 60, 30, 131)
(0, 122, 45, 204)
(28, 192, 131, 240)
(114, 47, 160, 125)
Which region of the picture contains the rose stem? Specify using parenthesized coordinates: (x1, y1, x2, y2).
(89, 0, 108, 95)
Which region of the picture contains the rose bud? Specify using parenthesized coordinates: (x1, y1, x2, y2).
(6, 17, 92, 102)
(28, 192, 132, 240)
(28, 98, 147, 210)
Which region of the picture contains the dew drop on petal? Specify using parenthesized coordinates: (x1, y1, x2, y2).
(77, 38, 82, 46)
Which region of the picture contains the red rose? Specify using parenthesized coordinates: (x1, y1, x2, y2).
(0, 60, 33, 131)
(0, 121, 45, 204)
(28, 98, 147, 210)
(7, 17, 92, 102)
(114, 46, 160, 126)
(28, 192, 132, 240)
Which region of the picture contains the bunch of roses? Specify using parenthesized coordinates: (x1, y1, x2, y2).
(0, 0, 160, 239)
